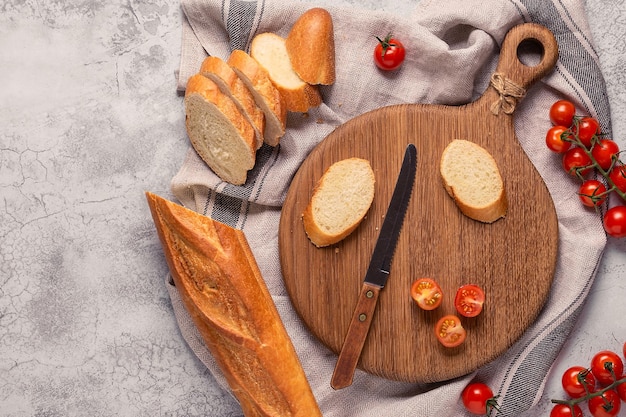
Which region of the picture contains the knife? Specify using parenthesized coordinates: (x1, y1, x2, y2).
(330, 143, 417, 390)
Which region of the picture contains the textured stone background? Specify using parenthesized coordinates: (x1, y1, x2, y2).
(1, 0, 624, 416)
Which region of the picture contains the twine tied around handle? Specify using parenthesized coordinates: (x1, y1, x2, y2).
(489, 73, 526, 115)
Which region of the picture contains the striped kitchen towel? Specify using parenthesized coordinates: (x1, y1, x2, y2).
(168, 0, 609, 415)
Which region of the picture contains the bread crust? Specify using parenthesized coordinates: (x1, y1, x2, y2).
(200, 56, 266, 149)
(285, 8, 336, 85)
(228, 49, 287, 146)
(145, 192, 322, 417)
(184, 73, 256, 185)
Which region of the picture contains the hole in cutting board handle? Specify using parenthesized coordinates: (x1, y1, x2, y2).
(517, 38, 545, 67)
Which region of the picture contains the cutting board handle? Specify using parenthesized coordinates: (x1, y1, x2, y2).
(486, 23, 558, 115)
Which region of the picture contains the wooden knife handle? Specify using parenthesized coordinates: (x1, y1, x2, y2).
(331, 282, 381, 390)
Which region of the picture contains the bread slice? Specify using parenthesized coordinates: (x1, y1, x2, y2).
(184, 73, 256, 185)
(227, 49, 287, 146)
(250, 32, 322, 113)
(145, 192, 322, 417)
(285, 8, 336, 85)
(200, 56, 266, 150)
(302, 158, 375, 247)
(440, 139, 507, 223)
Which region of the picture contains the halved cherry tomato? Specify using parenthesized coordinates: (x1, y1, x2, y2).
(588, 389, 621, 417)
(550, 404, 583, 417)
(578, 180, 608, 207)
(546, 125, 572, 153)
(454, 284, 485, 318)
(563, 147, 593, 177)
(608, 164, 626, 194)
(461, 382, 498, 415)
(550, 100, 576, 127)
(410, 278, 443, 310)
(590, 350, 624, 386)
(374, 34, 406, 71)
(575, 116, 600, 149)
(591, 139, 620, 171)
(561, 366, 596, 398)
(434, 315, 466, 348)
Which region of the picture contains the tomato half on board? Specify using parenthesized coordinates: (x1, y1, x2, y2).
(454, 284, 485, 318)
(434, 315, 466, 348)
(410, 278, 443, 310)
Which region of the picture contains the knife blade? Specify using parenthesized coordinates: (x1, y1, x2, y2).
(330, 143, 417, 390)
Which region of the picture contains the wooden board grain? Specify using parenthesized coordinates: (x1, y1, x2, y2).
(279, 23, 560, 383)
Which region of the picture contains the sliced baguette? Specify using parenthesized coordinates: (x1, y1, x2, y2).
(440, 139, 507, 223)
(250, 32, 322, 113)
(145, 192, 322, 417)
(227, 49, 287, 146)
(184, 73, 256, 185)
(200, 56, 266, 149)
(302, 158, 375, 247)
(285, 8, 335, 85)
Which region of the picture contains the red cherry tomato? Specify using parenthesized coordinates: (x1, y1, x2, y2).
(454, 284, 485, 318)
(591, 139, 620, 171)
(410, 278, 443, 310)
(618, 381, 626, 402)
(546, 125, 573, 153)
(461, 382, 498, 415)
(603, 206, 626, 238)
(550, 404, 583, 417)
(588, 389, 621, 417)
(561, 366, 596, 398)
(434, 315, 466, 348)
(578, 180, 608, 207)
(550, 100, 576, 127)
(576, 116, 600, 149)
(590, 350, 624, 386)
(563, 147, 593, 177)
(608, 164, 626, 194)
(374, 34, 406, 71)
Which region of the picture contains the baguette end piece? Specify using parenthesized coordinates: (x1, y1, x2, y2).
(440, 139, 508, 223)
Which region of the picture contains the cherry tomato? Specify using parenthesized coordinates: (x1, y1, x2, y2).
(603, 206, 626, 238)
(461, 382, 498, 415)
(550, 100, 576, 127)
(623, 341, 626, 360)
(575, 116, 600, 149)
(546, 125, 573, 153)
(591, 139, 620, 171)
(434, 315, 466, 348)
(410, 278, 443, 310)
(588, 389, 621, 417)
(561, 366, 596, 398)
(550, 404, 583, 417)
(591, 350, 624, 386)
(608, 164, 626, 194)
(563, 147, 593, 177)
(617, 381, 626, 402)
(374, 34, 406, 71)
(454, 284, 485, 318)
(578, 180, 608, 207)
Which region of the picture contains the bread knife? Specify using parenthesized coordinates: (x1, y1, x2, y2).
(331, 143, 417, 390)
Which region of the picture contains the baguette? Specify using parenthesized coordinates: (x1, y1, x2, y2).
(302, 158, 375, 247)
(440, 139, 507, 223)
(285, 8, 336, 85)
(200, 55, 266, 149)
(250, 32, 322, 113)
(227, 49, 287, 146)
(145, 192, 322, 417)
(184, 73, 256, 185)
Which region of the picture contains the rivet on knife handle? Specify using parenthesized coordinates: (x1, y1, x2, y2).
(331, 283, 381, 390)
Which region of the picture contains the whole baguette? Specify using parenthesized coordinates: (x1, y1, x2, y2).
(285, 8, 336, 85)
(145, 192, 322, 417)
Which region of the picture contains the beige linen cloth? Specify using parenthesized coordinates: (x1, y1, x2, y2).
(167, 0, 610, 415)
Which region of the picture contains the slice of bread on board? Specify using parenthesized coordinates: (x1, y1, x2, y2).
(302, 158, 375, 247)
(440, 139, 507, 223)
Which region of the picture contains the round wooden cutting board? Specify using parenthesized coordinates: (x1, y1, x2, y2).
(279, 23, 559, 383)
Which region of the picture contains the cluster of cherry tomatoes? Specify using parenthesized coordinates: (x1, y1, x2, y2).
(546, 100, 626, 238)
(410, 278, 485, 348)
(551, 342, 626, 417)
